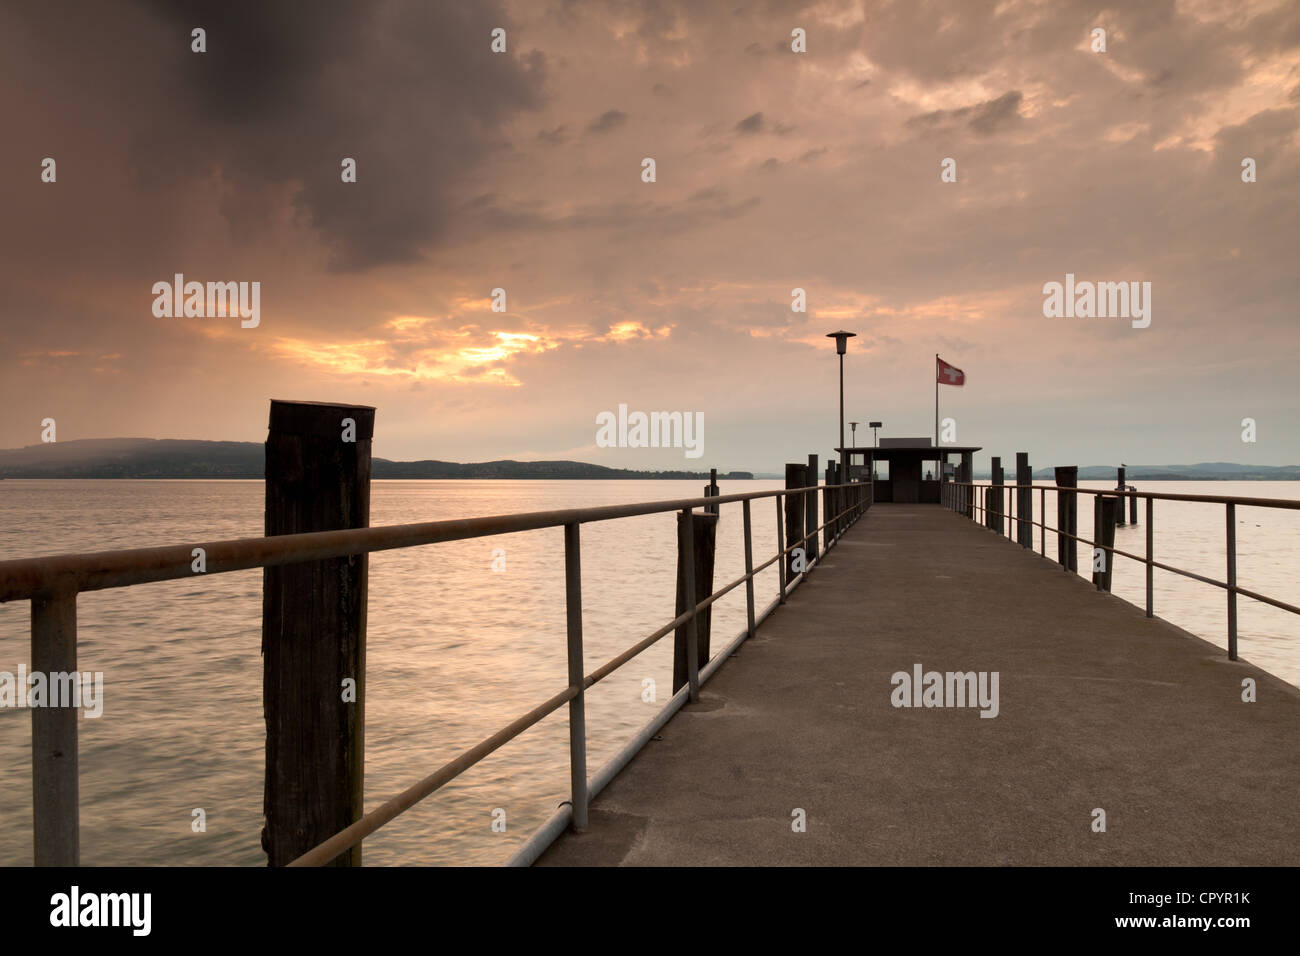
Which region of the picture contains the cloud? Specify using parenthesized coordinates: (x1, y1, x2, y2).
(735, 112, 764, 134)
(906, 91, 1024, 136)
(2, 0, 546, 273)
(587, 109, 629, 133)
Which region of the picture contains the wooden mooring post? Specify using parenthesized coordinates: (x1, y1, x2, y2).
(805, 454, 819, 565)
(823, 462, 834, 551)
(262, 400, 374, 867)
(1055, 465, 1078, 572)
(989, 457, 1004, 534)
(1116, 466, 1127, 526)
(31, 582, 79, 866)
(1016, 453, 1032, 548)
(959, 452, 973, 517)
(703, 468, 720, 516)
(1092, 495, 1119, 592)
(784, 463, 808, 580)
(674, 510, 718, 695)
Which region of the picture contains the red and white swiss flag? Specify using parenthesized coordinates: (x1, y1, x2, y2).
(936, 357, 965, 386)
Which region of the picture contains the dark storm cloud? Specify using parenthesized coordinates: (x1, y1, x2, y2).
(587, 109, 629, 133)
(6, 0, 545, 273)
(907, 91, 1023, 136)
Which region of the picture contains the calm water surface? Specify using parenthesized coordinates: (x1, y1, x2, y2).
(0, 479, 1296, 865)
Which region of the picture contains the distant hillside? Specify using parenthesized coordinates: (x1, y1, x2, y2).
(0, 439, 752, 481)
(965, 463, 1300, 481)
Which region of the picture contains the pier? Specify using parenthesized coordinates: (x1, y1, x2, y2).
(2, 402, 1298, 867)
(538, 504, 1300, 866)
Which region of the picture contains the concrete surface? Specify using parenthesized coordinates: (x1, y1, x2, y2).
(537, 504, 1300, 866)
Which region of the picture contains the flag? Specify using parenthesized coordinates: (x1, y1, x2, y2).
(937, 357, 965, 386)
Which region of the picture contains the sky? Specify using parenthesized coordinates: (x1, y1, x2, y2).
(1, 0, 1297, 474)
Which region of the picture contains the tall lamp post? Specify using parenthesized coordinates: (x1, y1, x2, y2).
(825, 331, 856, 483)
(849, 422, 859, 457)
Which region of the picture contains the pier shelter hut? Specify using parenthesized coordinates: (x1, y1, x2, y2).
(838, 438, 981, 504)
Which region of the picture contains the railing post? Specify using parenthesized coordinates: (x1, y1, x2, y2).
(1226, 502, 1237, 661)
(1145, 497, 1154, 618)
(742, 499, 756, 641)
(805, 454, 819, 566)
(775, 494, 786, 604)
(563, 522, 588, 830)
(31, 583, 79, 866)
(784, 463, 807, 581)
(262, 399, 373, 867)
(1055, 466, 1078, 572)
(675, 509, 707, 701)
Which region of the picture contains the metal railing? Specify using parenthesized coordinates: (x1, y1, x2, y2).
(0, 480, 868, 866)
(941, 479, 1300, 661)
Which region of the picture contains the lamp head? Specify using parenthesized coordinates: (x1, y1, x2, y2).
(825, 330, 856, 355)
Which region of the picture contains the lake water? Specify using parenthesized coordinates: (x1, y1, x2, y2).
(0, 478, 1296, 866)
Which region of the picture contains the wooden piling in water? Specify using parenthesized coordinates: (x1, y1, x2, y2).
(673, 511, 718, 694)
(262, 399, 374, 867)
(823, 463, 834, 551)
(1116, 467, 1127, 526)
(1016, 453, 1032, 548)
(31, 583, 78, 866)
(784, 463, 808, 580)
(989, 457, 1004, 534)
(805, 454, 819, 565)
(1093, 496, 1118, 592)
(1055, 466, 1078, 572)
(960, 452, 973, 518)
(703, 468, 720, 516)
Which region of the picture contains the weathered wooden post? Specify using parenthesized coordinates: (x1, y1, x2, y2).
(823, 463, 833, 550)
(989, 457, 1004, 534)
(985, 459, 995, 530)
(1055, 465, 1078, 572)
(31, 582, 79, 866)
(1016, 453, 1032, 548)
(831, 461, 842, 540)
(805, 454, 819, 565)
(674, 510, 718, 694)
(742, 499, 756, 641)
(263, 400, 374, 867)
(960, 452, 973, 517)
(1092, 496, 1118, 592)
(703, 467, 720, 516)
(775, 492, 787, 603)
(784, 463, 807, 579)
(1129, 488, 1139, 525)
(1116, 466, 1127, 526)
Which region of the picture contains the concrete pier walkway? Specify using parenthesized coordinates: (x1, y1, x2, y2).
(538, 504, 1300, 866)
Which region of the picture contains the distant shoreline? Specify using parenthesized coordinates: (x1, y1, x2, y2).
(1, 439, 1296, 482)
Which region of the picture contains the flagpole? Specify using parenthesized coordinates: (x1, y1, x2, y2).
(934, 353, 939, 450)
